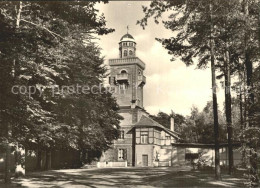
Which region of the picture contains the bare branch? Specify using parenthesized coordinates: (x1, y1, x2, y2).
(20, 19, 66, 40)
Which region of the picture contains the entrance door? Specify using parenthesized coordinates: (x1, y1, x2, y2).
(142, 155, 148, 166)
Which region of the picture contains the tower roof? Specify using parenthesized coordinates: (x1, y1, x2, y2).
(120, 33, 135, 42)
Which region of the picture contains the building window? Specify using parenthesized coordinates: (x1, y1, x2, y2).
(129, 50, 133, 56)
(141, 131, 148, 144)
(136, 128, 154, 144)
(121, 70, 127, 74)
(118, 149, 127, 160)
(185, 153, 199, 161)
(124, 50, 127, 57)
(119, 84, 127, 94)
(119, 130, 124, 139)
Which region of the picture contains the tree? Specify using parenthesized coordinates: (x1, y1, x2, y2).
(181, 103, 226, 144)
(138, 0, 224, 179)
(138, 0, 260, 182)
(0, 1, 121, 183)
(242, 0, 259, 185)
(150, 111, 185, 132)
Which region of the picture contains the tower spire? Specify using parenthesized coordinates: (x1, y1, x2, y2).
(127, 25, 129, 34)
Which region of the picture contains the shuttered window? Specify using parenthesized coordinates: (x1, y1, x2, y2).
(118, 149, 127, 160)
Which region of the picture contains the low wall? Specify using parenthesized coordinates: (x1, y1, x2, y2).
(153, 161, 171, 167)
(97, 161, 127, 168)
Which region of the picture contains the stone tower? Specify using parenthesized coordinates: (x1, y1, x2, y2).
(99, 33, 179, 167)
(100, 33, 149, 167)
(109, 33, 146, 108)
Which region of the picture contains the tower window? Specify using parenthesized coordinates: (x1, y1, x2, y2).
(129, 50, 133, 56)
(119, 130, 124, 139)
(124, 50, 127, 57)
(121, 70, 127, 74)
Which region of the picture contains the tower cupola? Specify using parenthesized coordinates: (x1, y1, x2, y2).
(119, 33, 136, 58)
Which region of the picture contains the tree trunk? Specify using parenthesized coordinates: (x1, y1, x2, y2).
(243, 0, 259, 185)
(45, 149, 51, 170)
(209, 2, 221, 180)
(80, 149, 87, 166)
(239, 66, 247, 168)
(239, 69, 244, 128)
(245, 53, 259, 186)
(37, 149, 43, 170)
(12, 1, 25, 180)
(224, 48, 233, 175)
(14, 145, 25, 177)
(4, 121, 11, 184)
(258, 2, 260, 49)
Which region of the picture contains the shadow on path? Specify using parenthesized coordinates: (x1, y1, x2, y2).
(0, 167, 246, 187)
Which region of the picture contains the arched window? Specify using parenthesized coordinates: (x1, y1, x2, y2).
(129, 50, 133, 56)
(124, 50, 127, 57)
(121, 70, 127, 74)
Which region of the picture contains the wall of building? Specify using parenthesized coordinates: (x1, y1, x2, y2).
(99, 108, 149, 166)
(171, 146, 243, 167)
(119, 111, 133, 125)
(153, 145, 173, 167)
(99, 145, 133, 166)
(135, 145, 154, 167)
(110, 64, 143, 107)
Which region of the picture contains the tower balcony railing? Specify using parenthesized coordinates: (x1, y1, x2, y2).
(109, 57, 145, 69)
(138, 75, 146, 85)
(116, 73, 129, 81)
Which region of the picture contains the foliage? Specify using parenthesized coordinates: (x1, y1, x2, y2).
(0, 1, 121, 170)
(138, 0, 260, 183)
(150, 102, 227, 144)
(150, 111, 185, 132)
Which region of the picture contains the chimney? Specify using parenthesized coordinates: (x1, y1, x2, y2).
(170, 117, 174, 132)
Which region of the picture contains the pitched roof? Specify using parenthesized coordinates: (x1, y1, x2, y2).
(129, 115, 180, 139)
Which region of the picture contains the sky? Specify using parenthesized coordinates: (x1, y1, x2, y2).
(95, 1, 225, 116)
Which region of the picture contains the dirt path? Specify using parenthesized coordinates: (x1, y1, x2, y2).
(0, 167, 246, 187)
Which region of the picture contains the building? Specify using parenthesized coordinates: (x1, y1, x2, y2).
(97, 33, 248, 169)
(171, 143, 243, 167)
(98, 33, 180, 167)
